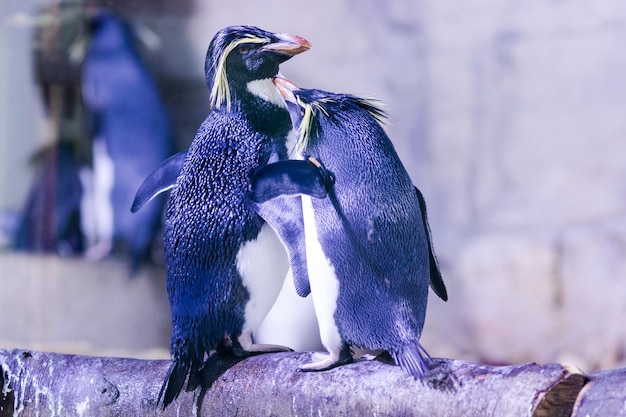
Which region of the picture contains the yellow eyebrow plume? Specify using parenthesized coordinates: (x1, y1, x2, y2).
(210, 35, 269, 111)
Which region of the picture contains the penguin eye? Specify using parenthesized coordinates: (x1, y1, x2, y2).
(237, 45, 250, 54)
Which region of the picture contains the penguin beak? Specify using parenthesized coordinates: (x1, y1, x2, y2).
(273, 76, 298, 103)
(261, 33, 312, 56)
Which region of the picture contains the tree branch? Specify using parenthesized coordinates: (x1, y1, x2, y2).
(0, 348, 589, 416)
(571, 367, 626, 416)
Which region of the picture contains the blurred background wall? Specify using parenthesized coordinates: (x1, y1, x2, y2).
(1, 0, 625, 373)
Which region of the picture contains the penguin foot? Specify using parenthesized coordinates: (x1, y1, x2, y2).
(231, 343, 293, 358)
(298, 345, 353, 372)
(234, 332, 293, 357)
(298, 353, 354, 372)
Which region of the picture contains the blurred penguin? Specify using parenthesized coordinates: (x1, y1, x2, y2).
(13, 141, 86, 255)
(80, 7, 173, 272)
(9, 1, 89, 255)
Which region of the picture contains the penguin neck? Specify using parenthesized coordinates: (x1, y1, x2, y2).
(246, 78, 287, 109)
(225, 77, 287, 110)
(222, 83, 293, 142)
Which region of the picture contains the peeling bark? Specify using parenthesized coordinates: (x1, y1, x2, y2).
(0, 349, 586, 416)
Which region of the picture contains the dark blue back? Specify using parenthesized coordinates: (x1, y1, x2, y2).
(304, 93, 430, 349)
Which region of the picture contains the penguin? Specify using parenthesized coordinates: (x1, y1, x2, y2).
(13, 141, 85, 255)
(250, 77, 447, 377)
(80, 8, 173, 272)
(132, 148, 327, 351)
(158, 26, 310, 407)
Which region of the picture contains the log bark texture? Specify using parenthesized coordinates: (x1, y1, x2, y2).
(0, 349, 587, 416)
(571, 367, 626, 416)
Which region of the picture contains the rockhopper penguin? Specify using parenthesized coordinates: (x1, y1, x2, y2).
(158, 27, 310, 407)
(251, 77, 447, 378)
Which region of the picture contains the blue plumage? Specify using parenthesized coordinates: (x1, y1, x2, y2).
(256, 78, 447, 378)
(157, 26, 310, 407)
(81, 9, 173, 271)
(13, 141, 85, 255)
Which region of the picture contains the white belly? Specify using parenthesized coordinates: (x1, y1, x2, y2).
(237, 223, 289, 334)
(255, 268, 323, 351)
(301, 195, 343, 352)
(80, 138, 114, 259)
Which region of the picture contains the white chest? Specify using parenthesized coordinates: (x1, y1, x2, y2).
(301, 195, 342, 351)
(236, 223, 289, 333)
(246, 78, 287, 109)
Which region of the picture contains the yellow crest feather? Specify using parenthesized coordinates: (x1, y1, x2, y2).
(295, 98, 329, 155)
(210, 35, 269, 111)
(294, 95, 388, 154)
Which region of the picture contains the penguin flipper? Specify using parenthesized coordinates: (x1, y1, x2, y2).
(131, 150, 188, 213)
(254, 196, 311, 297)
(249, 157, 335, 203)
(292, 264, 311, 297)
(414, 187, 448, 302)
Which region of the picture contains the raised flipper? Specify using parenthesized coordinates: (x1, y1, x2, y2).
(251, 157, 336, 298)
(254, 195, 311, 297)
(131, 150, 187, 213)
(414, 187, 448, 302)
(249, 157, 335, 203)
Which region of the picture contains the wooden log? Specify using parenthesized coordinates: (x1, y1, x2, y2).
(0, 349, 586, 417)
(571, 367, 626, 416)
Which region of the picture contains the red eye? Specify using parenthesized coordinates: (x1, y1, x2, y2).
(238, 45, 249, 54)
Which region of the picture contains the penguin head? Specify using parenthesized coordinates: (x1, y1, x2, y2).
(274, 77, 388, 154)
(84, 9, 135, 56)
(205, 26, 311, 111)
(273, 77, 325, 153)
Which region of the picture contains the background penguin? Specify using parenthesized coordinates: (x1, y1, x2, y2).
(80, 8, 173, 272)
(158, 26, 310, 407)
(251, 77, 447, 377)
(12, 141, 85, 255)
(9, 2, 90, 256)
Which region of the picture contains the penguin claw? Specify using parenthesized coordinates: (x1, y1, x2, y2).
(232, 343, 293, 358)
(298, 351, 354, 372)
(250, 343, 293, 352)
(310, 352, 331, 362)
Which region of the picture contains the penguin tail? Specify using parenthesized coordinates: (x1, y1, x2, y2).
(158, 359, 190, 409)
(392, 341, 432, 379)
